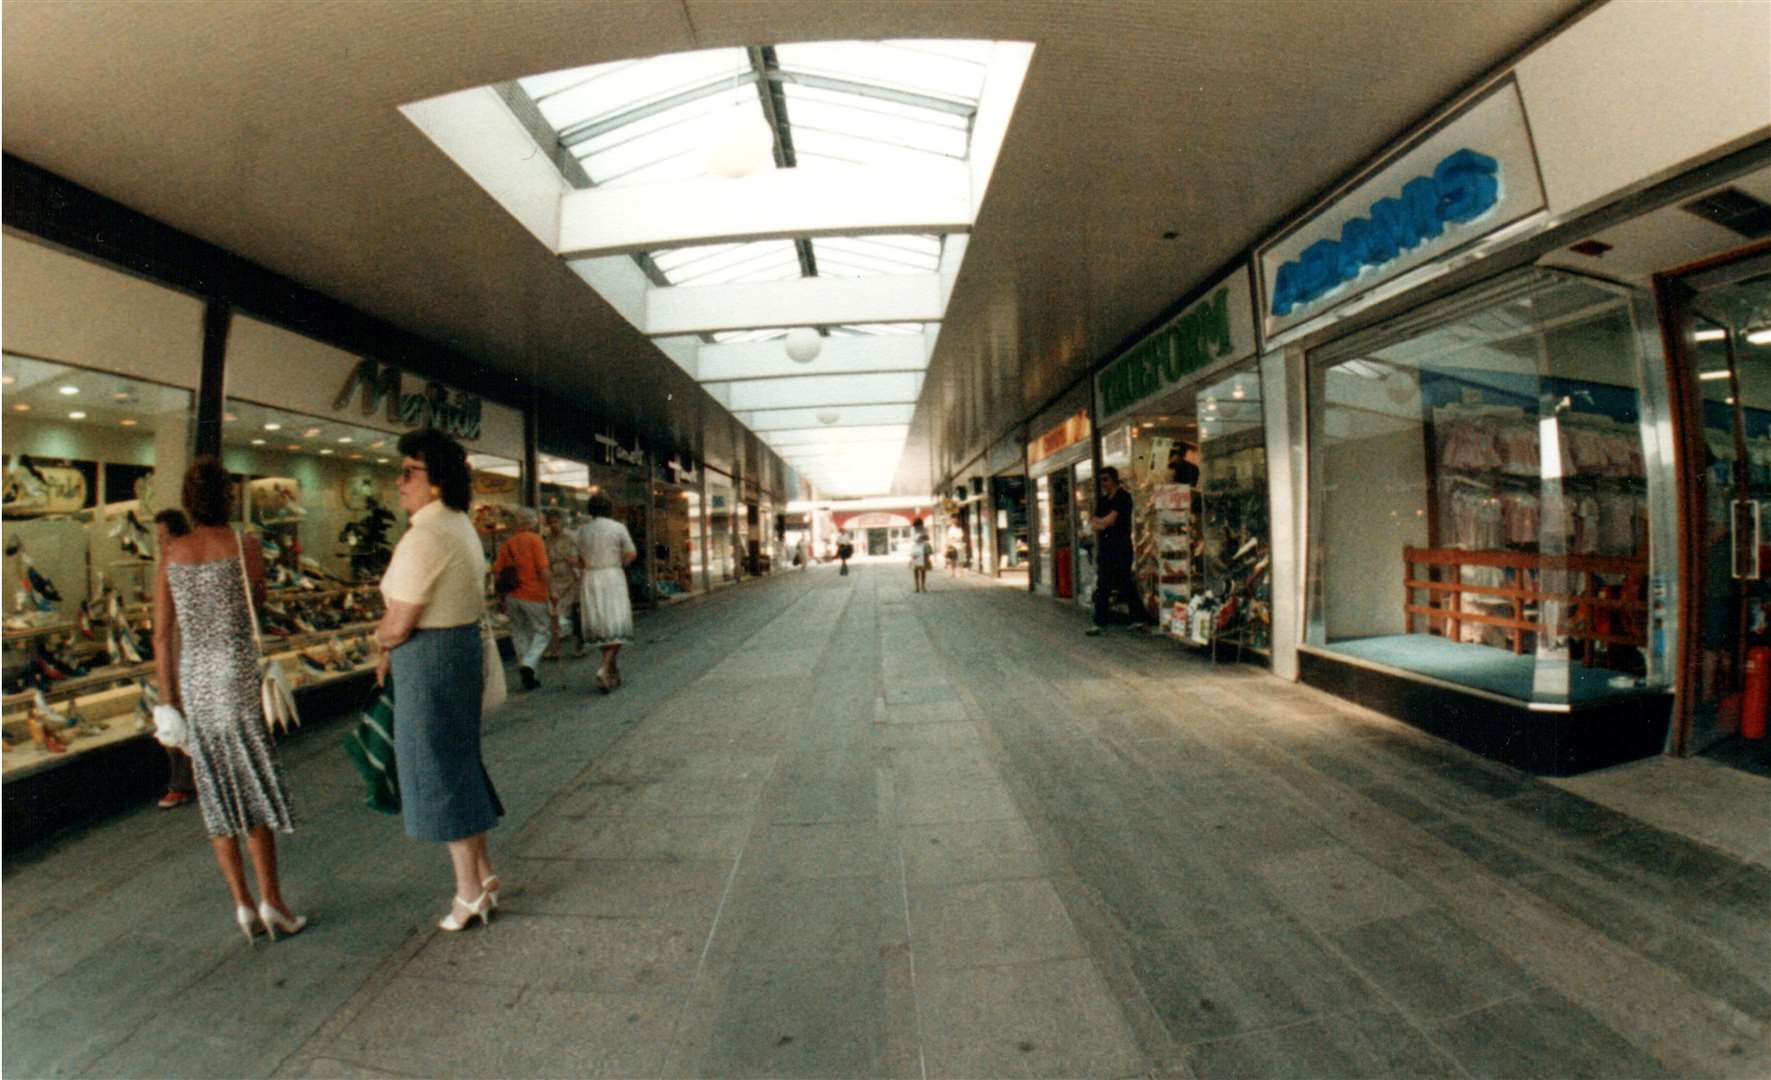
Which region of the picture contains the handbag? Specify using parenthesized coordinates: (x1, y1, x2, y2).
(151, 704, 188, 749)
(341, 676, 400, 814)
(481, 615, 507, 712)
(238, 531, 302, 734)
(495, 562, 520, 596)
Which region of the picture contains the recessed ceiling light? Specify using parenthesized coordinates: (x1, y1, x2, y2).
(368, 440, 386, 449)
(251, 438, 267, 445)
(264, 422, 282, 431)
(287, 443, 302, 451)
(1749, 328, 1771, 346)
(1699, 370, 1731, 381)
(320, 448, 335, 456)
(113, 390, 132, 401)
(348, 453, 363, 460)
(303, 427, 322, 438)
(12, 403, 30, 412)
(119, 418, 138, 427)
(338, 436, 353, 444)
(223, 412, 238, 422)
(1695, 328, 1726, 342)
(58, 385, 79, 396)
(67, 411, 87, 420)
(376, 457, 390, 464)
(0, 375, 14, 386)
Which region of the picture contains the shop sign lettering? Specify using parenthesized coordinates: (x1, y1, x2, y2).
(594, 433, 644, 468)
(1028, 410, 1090, 467)
(334, 360, 482, 441)
(1257, 80, 1544, 343)
(1097, 288, 1234, 420)
(1269, 149, 1499, 317)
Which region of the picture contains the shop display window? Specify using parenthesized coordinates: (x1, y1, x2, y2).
(651, 482, 702, 600)
(1306, 271, 1661, 705)
(708, 475, 738, 583)
(3, 354, 195, 774)
(1104, 359, 1269, 652)
(993, 474, 1029, 573)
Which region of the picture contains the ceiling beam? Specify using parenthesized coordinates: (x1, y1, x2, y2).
(556, 161, 971, 258)
(738, 404, 916, 431)
(706, 372, 921, 411)
(644, 274, 941, 335)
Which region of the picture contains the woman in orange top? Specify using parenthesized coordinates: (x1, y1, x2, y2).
(491, 507, 550, 691)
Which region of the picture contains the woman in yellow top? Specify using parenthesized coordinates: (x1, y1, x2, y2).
(374, 429, 503, 932)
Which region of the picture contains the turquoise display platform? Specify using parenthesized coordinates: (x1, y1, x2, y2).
(1324, 634, 1643, 705)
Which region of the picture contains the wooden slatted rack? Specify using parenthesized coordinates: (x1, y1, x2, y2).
(1403, 546, 1647, 663)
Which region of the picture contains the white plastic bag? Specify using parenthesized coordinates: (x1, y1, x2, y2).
(152, 704, 188, 749)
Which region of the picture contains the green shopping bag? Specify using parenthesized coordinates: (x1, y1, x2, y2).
(342, 677, 401, 815)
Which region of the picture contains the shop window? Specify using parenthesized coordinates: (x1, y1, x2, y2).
(3, 354, 194, 773)
(651, 481, 702, 600)
(1306, 272, 1660, 705)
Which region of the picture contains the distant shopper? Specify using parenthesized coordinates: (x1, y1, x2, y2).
(837, 534, 854, 576)
(575, 492, 637, 693)
(154, 458, 304, 943)
(542, 509, 584, 661)
(376, 428, 504, 933)
(1086, 466, 1143, 636)
(151, 508, 197, 810)
(491, 507, 550, 691)
(945, 526, 962, 577)
(910, 518, 931, 593)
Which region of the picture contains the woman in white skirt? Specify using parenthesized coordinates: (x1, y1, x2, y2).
(574, 492, 638, 692)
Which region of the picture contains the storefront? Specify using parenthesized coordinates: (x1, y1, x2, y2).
(653, 456, 708, 599)
(1026, 401, 1092, 603)
(1255, 11, 1771, 774)
(707, 469, 740, 586)
(1094, 266, 1266, 655)
(988, 431, 1030, 579)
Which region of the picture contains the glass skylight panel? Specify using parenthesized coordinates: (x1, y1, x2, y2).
(773, 41, 988, 104)
(813, 235, 941, 276)
(711, 328, 791, 343)
(653, 240, 798, 286)
(833, 322, 925, 335)
(791, 128, 952, 171)
(526, 49, 748, 135)
(780, 93, 968, 159)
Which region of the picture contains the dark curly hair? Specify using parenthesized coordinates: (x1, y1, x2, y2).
(397, 428, 472, 511)
(587, 492, 614, 518)
(181, 457, 234, 526)
(152, 508, 191, 537)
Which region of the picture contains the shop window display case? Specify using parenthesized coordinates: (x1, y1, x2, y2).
(2, 355, 196, 775)
(1306, 271, 1663, 706)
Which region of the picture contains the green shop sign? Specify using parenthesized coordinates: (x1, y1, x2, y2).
(1095, 269, 1254, 423)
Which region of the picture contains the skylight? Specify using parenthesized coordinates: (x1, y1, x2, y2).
(403, 39, 1034, 496)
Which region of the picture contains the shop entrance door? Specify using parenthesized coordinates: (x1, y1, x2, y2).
(867, 527, 889, 556)
(1047, 470, 1073, 596)
(1072, 460, 1096, 610)
(1664, 248, 1771, 763)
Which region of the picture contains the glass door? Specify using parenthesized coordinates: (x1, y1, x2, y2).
(1672, 251, 1771, 756)
(1072, 459, 1096, 610)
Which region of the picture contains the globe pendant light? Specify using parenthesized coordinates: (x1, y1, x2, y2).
(785, 327, 822, 364)
(817, 410, 840, 426)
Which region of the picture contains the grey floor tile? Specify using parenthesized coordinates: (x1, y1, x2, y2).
(1434, 989, 1673, 1079)
(743, 821, 896, 883)
(908, 878, 1085, 970)
(497, 857, 729, 928)
(894, 774, 1022, 825)
(1130, 915, 1375, 1043)
(711, 876, 899, 964)
(1255, 844, 1430, 932)
(1181, 1007, 1460, 1080)
(898, 819, 1047, 886)
(1328, 910, 1533, 1022)
(916, 958, 1146, 1079)
(402, 912, 702, 992)
(1427, 820, 1542, 878)
(513, 812, 753, 861)
(673, 959, 890, 1078)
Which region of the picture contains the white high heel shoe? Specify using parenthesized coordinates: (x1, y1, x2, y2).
(482, 875, 501, 910)
(257, 901, 308, 942)
(235, 904, 262, 944)
(439, 891, 492, 932)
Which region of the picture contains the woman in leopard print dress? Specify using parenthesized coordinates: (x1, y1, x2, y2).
(154, 458, 304, 943)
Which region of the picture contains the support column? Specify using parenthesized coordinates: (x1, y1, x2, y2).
(195, 301, 230, 458)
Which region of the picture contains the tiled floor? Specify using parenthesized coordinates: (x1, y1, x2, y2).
(4, 564, 1768, 1078)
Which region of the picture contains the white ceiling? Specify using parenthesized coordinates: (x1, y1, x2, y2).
(1, 0, 1583, 496)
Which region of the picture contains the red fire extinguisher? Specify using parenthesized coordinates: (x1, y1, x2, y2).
(1743, 646, 1769, 741)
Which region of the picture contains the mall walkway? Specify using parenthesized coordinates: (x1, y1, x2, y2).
(4, 565, 1769, 1079)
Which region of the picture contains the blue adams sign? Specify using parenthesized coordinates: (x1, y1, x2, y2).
(1269, 148, 1500, 317)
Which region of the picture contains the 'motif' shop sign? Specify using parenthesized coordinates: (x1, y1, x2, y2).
(1095, 266, 1256, 428)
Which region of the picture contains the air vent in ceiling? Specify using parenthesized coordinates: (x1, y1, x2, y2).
(1681, 187, 1771, 240)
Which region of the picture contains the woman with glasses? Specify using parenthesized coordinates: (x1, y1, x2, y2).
(374, 429, 504, 932)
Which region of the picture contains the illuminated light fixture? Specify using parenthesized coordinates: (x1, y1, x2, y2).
(58, 385, 78, 396)
(113, 391, 131, 401)
(1232, 384, 1246, 400)
(1699, 370, 1732, 382)
(119, 418, 138, 427)
(817, 410, 840, 426)
(287, 443, 302, 451)
(223, 412, 238, 422)
(303, 427, 322, 438)
(0, 374, 14, 385)
(320, 448, 335, 456)
(349, 453, 363, 460)
(1748, 328, 1771, 346)
(251, 438, 267, 445)
(376, 457, 390, 464)
(67, 411, 87, 420)
(368, 440, 386, 449)
(338, 436, 353, 444)
(12, 403, 29, 412)
(785, 328, 823, 364)
(1694, 328, 1726, 342)
(264, 422, 282, 431)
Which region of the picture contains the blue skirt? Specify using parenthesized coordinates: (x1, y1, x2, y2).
(391, 623, 503, 843)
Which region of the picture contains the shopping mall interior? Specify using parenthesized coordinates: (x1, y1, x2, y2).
(3, 2, 1769, 1077)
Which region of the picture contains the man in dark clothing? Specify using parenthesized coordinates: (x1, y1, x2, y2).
(1086, 466, 1143, 635)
